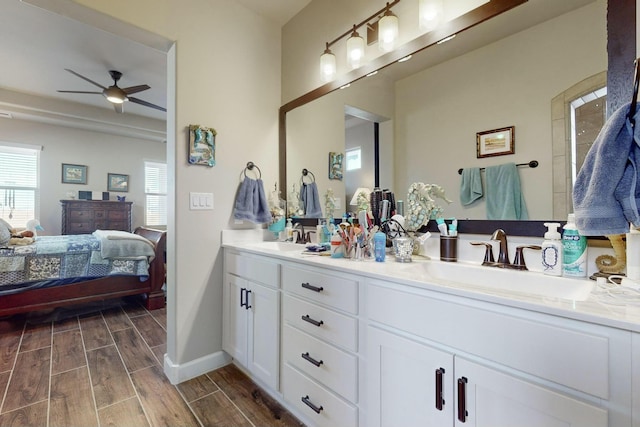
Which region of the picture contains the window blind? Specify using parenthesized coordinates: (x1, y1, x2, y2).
(145, 161, 167, 226)
(0, 144, 39, 228)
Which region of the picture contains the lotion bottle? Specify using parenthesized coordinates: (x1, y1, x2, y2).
(562, 213, 588, 277)
(541, 222, 562, 276)
(285, 218, 293, 242)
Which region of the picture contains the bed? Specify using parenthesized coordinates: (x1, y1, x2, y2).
(0, 226, 166, 317)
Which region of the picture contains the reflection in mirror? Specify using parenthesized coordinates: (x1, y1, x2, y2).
(285, 0, 607, 221)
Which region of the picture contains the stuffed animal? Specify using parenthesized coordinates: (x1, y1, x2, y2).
(6, 219, 43, 246)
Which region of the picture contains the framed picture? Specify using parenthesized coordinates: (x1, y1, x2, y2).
(188, 124, 216, 167)
(476, 126, 515, 158)
(328, 151, 343, 180)
(61, 163, 87, 184)
(107, 173, 129, 192)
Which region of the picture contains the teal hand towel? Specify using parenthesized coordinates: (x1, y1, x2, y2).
(485, 163, 528, 220)
(459, 167, 483, 205)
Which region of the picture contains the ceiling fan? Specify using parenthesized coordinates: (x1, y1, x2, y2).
(57, 69, 166, 113)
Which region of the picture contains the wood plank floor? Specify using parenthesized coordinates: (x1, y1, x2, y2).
(0, 298, 304, 427)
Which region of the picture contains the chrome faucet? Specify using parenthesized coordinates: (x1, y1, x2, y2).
(490, 229, 510, 267)
(292, 222, 304, 244)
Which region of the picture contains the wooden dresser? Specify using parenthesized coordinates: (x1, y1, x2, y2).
(61, 200, 133, 235)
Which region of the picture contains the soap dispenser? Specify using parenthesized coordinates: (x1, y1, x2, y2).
(542, 222, 562, 276)
(285, 218, 293, 242)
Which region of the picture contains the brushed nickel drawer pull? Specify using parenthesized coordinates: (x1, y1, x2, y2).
(301, 395, 323, 414)
(301, 315, 323, 327)
(301, 352, 323, 367)
(301, 282, 323, 292)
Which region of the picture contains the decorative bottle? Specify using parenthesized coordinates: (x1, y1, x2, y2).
(541, 222, 562, 276)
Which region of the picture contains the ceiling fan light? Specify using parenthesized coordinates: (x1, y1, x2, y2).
(347, 27, 365, 69)
(419, 0, 444, 32)
(103, 86, 126, 103)
(378, 10, 398, 52)
(320, 45, 337, 82)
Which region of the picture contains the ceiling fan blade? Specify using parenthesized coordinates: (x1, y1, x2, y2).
(129, 96, 167, 112)
(113, 103, 124, 114)
(57, 90, 102, 94)
(64, 69, 107, 90)
(122, 84, 150, 95)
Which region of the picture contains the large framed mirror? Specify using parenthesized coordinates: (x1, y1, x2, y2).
(280, 0, 635, 236)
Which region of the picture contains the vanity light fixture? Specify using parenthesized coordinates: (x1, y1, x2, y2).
(378, 3, 399, 52)
(419, 0, 444, 32)
(347, 25, 365, 69)
(319, 0, 401, 82)
(320, 43, 337, 83)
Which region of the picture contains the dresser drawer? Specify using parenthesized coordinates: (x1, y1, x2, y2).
(282, 265, 358, 314)
(108, 210, 128, 220)
(69, 209, 93, 219)
(283, 364, 357, 427)
(283, 294, 357, 352)
(68, 221, 93, 233)
(106, 221, 129, 231)
(283, 325, 357, 403)
(225, 251, 279, 288)
(94, 210, 107, 220)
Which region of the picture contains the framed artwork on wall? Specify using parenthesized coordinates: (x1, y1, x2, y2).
(328, 151, 344, 180)
(476, 126, 515, 158)
(107, 173, 129, 192)
(188, 124, 216, 167)
(61, 163, 87, 184)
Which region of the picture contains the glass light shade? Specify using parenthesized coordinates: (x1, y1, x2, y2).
(104, 87, 126, 103)
(346, 32, 365, 69)
(419, 0, 443, 32)
(320, 50, 336, 82)
(378, 13, 398, 52)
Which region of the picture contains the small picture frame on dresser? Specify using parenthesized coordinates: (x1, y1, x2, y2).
(61, 163, 87, 184)
(107, 173, 129, 192)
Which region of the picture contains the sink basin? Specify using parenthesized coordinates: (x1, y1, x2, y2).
(422, 261, 594, 301)
(244, 241, 304, 252)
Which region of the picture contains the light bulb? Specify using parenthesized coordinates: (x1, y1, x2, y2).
(347, 28, 365, 69)
(320, 46, 336, 82)
(419, 0, 443, 32)
(378, 12, 398, 52)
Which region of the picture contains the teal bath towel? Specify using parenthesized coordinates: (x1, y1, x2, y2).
(459, 167, 483, 205)
(485, 163, 528, 220)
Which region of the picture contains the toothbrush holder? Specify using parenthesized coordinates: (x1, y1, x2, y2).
(440, 235, 458, 262)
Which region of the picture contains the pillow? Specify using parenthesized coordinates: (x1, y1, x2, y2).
(0, 218, 12, 246)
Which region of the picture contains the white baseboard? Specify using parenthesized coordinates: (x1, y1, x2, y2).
(163, 350, 232, 384)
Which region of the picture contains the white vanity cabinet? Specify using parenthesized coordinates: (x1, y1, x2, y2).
(223, 250, 280, 391)
(280, 263, 360, 427)
(365, 279, 631, 427)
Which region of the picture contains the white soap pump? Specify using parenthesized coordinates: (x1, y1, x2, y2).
(542, 222, 562, 276)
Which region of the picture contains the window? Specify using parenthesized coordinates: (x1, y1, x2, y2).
(145, 161, 167, 227)
(0, 143, 40, 228)
(345, 147, 362, 171)
(570, 86, 607, 186)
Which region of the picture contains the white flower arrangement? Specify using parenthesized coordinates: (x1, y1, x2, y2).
(405, 183, 452, 231)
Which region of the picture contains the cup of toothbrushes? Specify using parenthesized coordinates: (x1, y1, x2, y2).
(440, 235, 458, 262)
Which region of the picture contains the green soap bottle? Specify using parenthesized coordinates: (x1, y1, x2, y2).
(562, 213, 587, 277)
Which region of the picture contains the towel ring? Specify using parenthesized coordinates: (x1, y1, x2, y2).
(241, 161, 261, 180)
(301, 168, 316, 184)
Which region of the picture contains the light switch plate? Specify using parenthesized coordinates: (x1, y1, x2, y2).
(190, 192, 213, 210)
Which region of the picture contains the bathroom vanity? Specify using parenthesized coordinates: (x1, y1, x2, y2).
(222, 237, 640, 427)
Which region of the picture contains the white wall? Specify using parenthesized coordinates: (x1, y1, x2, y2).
(0, 118, 165, 234)
(395, 0, 606, 220)
(74, 0, 282, 373)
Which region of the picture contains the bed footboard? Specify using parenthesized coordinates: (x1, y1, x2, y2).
(134, 227, 167, 310)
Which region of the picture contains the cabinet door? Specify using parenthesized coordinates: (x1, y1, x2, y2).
(454, 357, 608, 427)
(367, 326, 454, 427)
(222, 274, 248, 365)
(247, 282, 279, 391)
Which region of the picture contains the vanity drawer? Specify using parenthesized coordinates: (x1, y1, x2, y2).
(367, 281, 610, 399)
(283, 364, 357, 427)
(283, 324, 357, 403)
(225, 251, 279, 288)
(282, 265, 358, 314)
(283, 294, 357, 352)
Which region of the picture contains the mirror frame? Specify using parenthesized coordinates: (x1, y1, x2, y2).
(279, 0, 635, 237)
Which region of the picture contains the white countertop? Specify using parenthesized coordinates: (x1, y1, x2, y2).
(222, 233, 640, 333)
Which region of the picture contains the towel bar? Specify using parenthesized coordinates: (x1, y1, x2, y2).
(458, 160, 538, 175)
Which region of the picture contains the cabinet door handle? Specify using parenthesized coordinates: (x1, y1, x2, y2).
(301, 315, 324, 327)
(301, 395, 323, 414)
(301, 282, 323, 293)
(245, 289, 252, 309)
(435, 367, 445, 411)
(457, 376, 468, 423)
(301, 352, 324, 367)
(240, 288, 247, 308)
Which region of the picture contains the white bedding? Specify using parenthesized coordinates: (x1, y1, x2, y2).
(93, 230, 156, 260)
